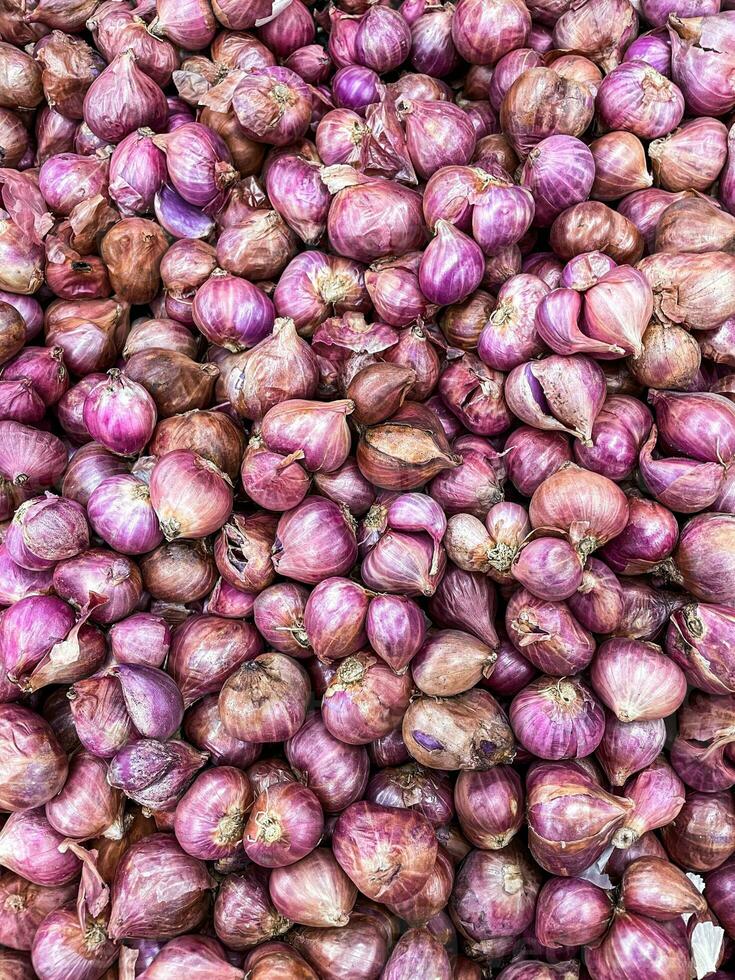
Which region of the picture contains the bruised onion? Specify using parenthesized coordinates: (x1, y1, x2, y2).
(403, 688, 515, 770)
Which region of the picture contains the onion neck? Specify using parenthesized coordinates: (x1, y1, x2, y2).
(612, 826, 639, 849)
(84, 920, 109, 952)
(486, 542, 516, 572)
(216, 808, 246, 845)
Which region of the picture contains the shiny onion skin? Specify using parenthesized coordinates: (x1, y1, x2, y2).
(332, 800, 438, 905)
(2, 0, 735, 972)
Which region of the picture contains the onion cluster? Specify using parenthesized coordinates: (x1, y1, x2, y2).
(1, 0, 735, 977)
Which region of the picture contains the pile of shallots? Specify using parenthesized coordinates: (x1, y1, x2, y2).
(1, 0, 735, 976)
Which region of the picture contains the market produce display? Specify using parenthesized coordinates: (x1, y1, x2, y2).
(1, 0, 735, 976)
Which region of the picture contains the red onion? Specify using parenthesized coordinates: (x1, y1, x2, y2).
(214, 867, 290, 950)
(615, 757, 686, 849)
(272, 497, 358, 584)
(184, 695, 261, 769)
(455, 768, 524, 850)
(109, 129, 167, 216)
(285, 710, 369, 812)
(601, 496, 678, 574)
(706, 858, 735, 940)
(354, 6, 411, 71)
(506, 589, 596, 676)
(173, 766, 253, 861)
(226, 66, 311, 147)
(590, 638, 686, 722)
(526, 761, 634, 875)
(366, 764, 453, 827)
(168, 614, 262, 707)
(149, 450, 233, 541)
(45, 750, 122, 840)
(666, 601, 735, 695)
(450, 840, 541, 942)
(323, 166, 425, 263)
(30, 907, 117, 980)
(244, 781, 323, 867)
(83, 51, 167, 143)
(322, 651, 412, 744)
(333, 800, 437, 904)
(82, 369, 157, 457)
(510, 676, 604, 760)
(290, 912, 390, 979)
(108, 738, 208, 810)
(262, 398, 353, 474)
(0, 809, 81, 886)
(86, 475, 162, 555)
(219, 652, 310, 743)
(193, 270, 274, 352)
(269, 847, 357, 927)
(403, 688, 515, 770)
(0, 874, 77, 953)
(382, 928, 450, 979)
(597, 712, 666, 786)
(451, 0, 530, 65)
(273, 252, 369, 336)
(662, 790, 735, 872)
(0, 704, 67, 811)
(586, 909, 691, 980)
(670, 692, 735, 793)
(53, 548, 142, 624)
(505, 356, 606, 446)
(107, 834, 214, 940)
(535, 877, 612, 948)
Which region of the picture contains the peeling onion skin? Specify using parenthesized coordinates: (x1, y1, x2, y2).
(0, 0, 732, 971)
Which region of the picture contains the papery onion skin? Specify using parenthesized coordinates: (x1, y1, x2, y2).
(509, 676, 604, 761)
(449, 840, 541, 942)
(454, 767, 524, 850)
(526, 761, 634, 876)
(219, 652, 311, 743)
(107, 834, 214, 940)
(333, 800, 438, 905)
(0, 704, 67, 812)
(268, 847, 357, 928)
